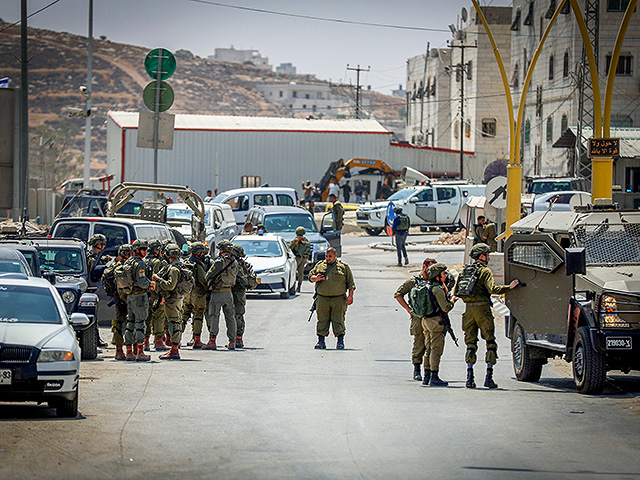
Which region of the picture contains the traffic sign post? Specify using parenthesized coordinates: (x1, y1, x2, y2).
(485, 176, 507, 252)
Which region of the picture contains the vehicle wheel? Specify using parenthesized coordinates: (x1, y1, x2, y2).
(512, 324, 543, 382)
(280, 290, 291, 299)
(572, 326, 606, 394)
(364, 228, 383, 236)
(288, 283, 296, 296)
(53, 386, 78, 418)
(79, 322, 98, 360)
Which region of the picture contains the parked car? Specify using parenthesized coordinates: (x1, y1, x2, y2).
(532, 191, 592, 213)
(0, 273, 88, 417)
(233, 234, 297, 298)
(58, 193, 142, 218)
(212, 187, 298, 226)
(0, 248, 32, 275)
(166, 202, 237, 254)
(245, 205, 340, 265)
(525, 176, 588, 195)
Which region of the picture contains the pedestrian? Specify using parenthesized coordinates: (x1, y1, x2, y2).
(123, 240, 152, 362)
(204, 189, 214, 202)
(289, 226, 311, 292)
(312, 183, 322, 201)
(455, 243, 519, 388)
(483, 220, 498, 252)
(329, 193, 344, 231)
(241, 221, 254, 235)
(204, 239, 238, 350)
(86, 233, 110, 347)
(166, 196, 174, 205)
(309, 247, 355, 350)
(231, 244, 257, 348)
(354, 181, 364, 203)
(341, 180, 352, 203)
(302, 180, 314, 203)
(102, 244, 132, 360)
(473, 216, 486, 245)
(392, 206, 410, 266)
(394, 257, 437, 381)
(328, 179, 340, 200)
(153, 243, 185, 360)
(307, 199, 316, 215)
(182, 242, 209, 349)
(145, 240, 169, 351)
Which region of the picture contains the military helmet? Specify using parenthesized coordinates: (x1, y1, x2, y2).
(231, 244, 245, 257)
(190, 242, 207, 255)
(218, 239, 234, 252)
(89, 233, 107, 247)
(132, 239, 147, 250)
(427, 262, 448, 280)
(165, 243, 181, 257)
(470, 243, 491, 259)
(296, 226, 306, 235)
(147, 239, 162, 253)
(393, 206, 403, 213)
(118, 244, 133, 257)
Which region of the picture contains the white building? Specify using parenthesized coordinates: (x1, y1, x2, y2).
(276, 63, 297, 75)
(208, 47, 271, 70)
(256, 83, 353, 116)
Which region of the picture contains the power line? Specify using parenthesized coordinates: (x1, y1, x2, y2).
(0, 0, 62, 34)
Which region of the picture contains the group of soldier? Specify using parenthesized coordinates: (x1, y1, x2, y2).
(395, 243, 519, 389)
(88, 233, 255, 362)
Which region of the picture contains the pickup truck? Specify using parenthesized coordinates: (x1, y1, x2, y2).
(356, 183, 484, 235)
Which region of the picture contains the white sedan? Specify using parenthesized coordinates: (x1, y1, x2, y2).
(0, 273, 90, 417)
(232, 234, 297, 299)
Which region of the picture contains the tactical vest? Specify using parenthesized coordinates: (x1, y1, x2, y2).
(455, 263, 482, 298)
(409, 279, 438, 318)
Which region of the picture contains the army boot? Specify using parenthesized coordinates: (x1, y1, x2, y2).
(135, 343, 151, 362)
(227, 341, 236, 350)
(413, 363, 422, 381)
(125, 345, 135, 361)
(143, 336, 150, 352)
(235, 336, 244, 348)
(154, 337, 169, 351)
(336, 335, 345, 350)
(422, 369, 431, 386)
(297, 281, 302, 293)
(430, 370, 449, 387)
(159, 344, 181, 360)
(404, 258, 409, 265)
(466, 367, 476, 388)
(192, 335, 204, 349)
(484, 368, 498, 389)
(115, 345, 126, 361)
(202, 336, 217, 350)
(186, 336, 195, 347)
(164, 333, 172, 348)
(314, 336, 326, 349)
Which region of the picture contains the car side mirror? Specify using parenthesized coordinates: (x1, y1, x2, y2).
(69, 312, 91, 326)
(565, 247, 586, 276)
(42, 270, 56, 285)
(409, 197, 418, 203)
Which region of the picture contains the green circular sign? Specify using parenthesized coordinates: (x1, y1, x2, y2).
(143, 81, 174, 112)
(144, 48, 176, 80)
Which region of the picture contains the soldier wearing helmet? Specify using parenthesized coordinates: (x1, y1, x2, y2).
(203, 239, 238, 350)
(230, 243, 256, 348)
(145, 239, 169, 351)
(181, 242, 209, 349)
(455, 243, 519, 389)
(289, 226, 311, 292)
(122, 239, 152, 361)
(87, 233, 111, 271)
(391, 205, 411, 266)
(153, 243, 184, 359)
(102, 244, 132, 360)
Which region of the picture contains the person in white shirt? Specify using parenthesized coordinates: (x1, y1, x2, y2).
(204, 189, 214, 202)
(328, 180, 339, 200)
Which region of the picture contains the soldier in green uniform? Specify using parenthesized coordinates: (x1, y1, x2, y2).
(145, 240, 169, 351)
(394, 257, 437, 381)
(231, 244, 256, 348)
(102, 244, 132, 360)
(153, 244, 184, 360)
(456, 243, 519, 388)
(123, 240, 152, 362)
(483, 221, 498, 252)
(204, 240, 238, 350)
(86, 233, 111, 270)
(329, 193, 344, 231)
(309, 247, 355, 349)
(182, 242, 208, 349)
(289, 226, 311, 293)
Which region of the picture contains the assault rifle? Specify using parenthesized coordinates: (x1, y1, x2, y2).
(440, 311, 459, 347)
(308, 293, 318, 322)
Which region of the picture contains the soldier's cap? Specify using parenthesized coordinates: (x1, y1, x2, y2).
(427, 262, 448, 280)
(217, 239, 234, 252)
(295, 226, 306, 235)
(470, 243, 491, 259)
(231, 244, 245, 257)
(118, 244, 133, 256)
(89, 233, 107, 247)
(393, 206, 403, 213)
(132, 239, 148, 250)
(190, 242, 207, 254)
(165, 243, 181, 257)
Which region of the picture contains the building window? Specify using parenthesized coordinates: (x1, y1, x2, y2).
(482, 118, 497, 138)
(524, 120, 531, 144)
(607, 0, 631, 11)
(302, 104, 307, 109)
(456, 65, 462, 83)
(454, 120, 459, 139)
(561, 0, 571, 13)
(536, 85, 543, 117)
(606, 54, 633, 76)
(561, 113, 568, 132)
(241, 176, 261, 188)
(305, 94, 310, 99)
(465, 118, 471, 138)
(611, 115, 633, 127)
(523, 1, 534, 25)
(545, 0, 556, 19)
(546, 117, 553, 142)
(540, 17, 544, 40)
(292, 91, 297, 98)
(534, 144, 542, 175)
(511, 8, 521, 30)
(431, 77, 436, 96)
(289, 104, 293, 109)
(327, 105, 332, 110)
(563, 51, 570, 78)
(548, 55, 554, 80)
(312, 105, 317, 112)
(317, 93, 323, 99)
(466, 61, 473, 80)
(511, 62, 520, 87)
(279, 91, 283, 97)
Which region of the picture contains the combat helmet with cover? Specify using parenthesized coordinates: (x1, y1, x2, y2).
(118, 244, 133, 257)
(89, 233, 107, 247)
(231, 244, 245, 257)
(218, 239, 234, 253)
(147, 239, 162, 254)
(469, 243, 491, 260)
(165, 243, 181, 257)
(296, 226, 306, 236)
(132, 239, 147, 251)
(190, 242, 207, 255)
(456, 244, 489, 298)
(427, 263, 447, 281)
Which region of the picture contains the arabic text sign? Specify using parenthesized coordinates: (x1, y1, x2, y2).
(589, 138, 620, 157)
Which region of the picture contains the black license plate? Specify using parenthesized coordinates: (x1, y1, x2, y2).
(606, 337, 632, 350)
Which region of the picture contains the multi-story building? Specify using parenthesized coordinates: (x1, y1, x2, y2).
(276, 63, 297, 75)
(256, 83, 353, 116)
(209, 47, 271, 70)
(509, 0, 640, 180)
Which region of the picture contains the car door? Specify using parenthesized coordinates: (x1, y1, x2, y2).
(281, 238, 297, 287)
(320, 213, 342, 256)
(224, 194, 251, 225)
(435, 187, 459, 224)
(410, 187, 436, 225)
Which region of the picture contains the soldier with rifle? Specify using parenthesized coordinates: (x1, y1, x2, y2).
(145, 240, 168, 351)
(101, 244, 132, 361)
(182, 242, 209, 349)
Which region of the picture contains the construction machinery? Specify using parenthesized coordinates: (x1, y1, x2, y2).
(318, 158, 399, 202)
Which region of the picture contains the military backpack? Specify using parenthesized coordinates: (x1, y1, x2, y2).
(397, 214, 410, 231)
(455, 263, 482, 298)
(114, 260, 135, 295)
(235, 257, 258, 290)
(409, 279, 438, 318)
(175, 261, 195, 296)
(102, 261, 118, 296)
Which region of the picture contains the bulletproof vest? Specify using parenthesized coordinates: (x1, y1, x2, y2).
(207, 255, 237, 290)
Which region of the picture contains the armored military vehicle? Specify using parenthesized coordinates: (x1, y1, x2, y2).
(504, 202, 640, 394)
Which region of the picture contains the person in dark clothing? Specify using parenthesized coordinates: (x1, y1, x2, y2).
(341, 180, 352, 203)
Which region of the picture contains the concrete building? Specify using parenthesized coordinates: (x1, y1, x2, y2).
(256, 83, 353, 116)
(510, 0, 640, 178)
(105, 112, 494, 199)
(391, 84, 405, 98)
(276, 63, 296, 75)
(208, 47, 271, 70)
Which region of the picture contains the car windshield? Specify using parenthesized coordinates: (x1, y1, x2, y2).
(530, 181, 571, 194)
(263, 214, 318, 233)
(574, 222, 640, 266)
(0, 285, 62, 324)
(387, 189, 416, 201)
(0, 259, 29, 275)
(212, 193, 227, 203)
(234, 239, 283, 257)
(37, 248, 84, 274)
(167, 207, 211, 224)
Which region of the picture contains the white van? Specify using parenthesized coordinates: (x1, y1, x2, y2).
(166, 202, 237, 254)
(212, 187, 298, 226)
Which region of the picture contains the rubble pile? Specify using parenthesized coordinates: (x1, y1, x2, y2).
(430, 229, 467, 246)
(0, 219, 49, 237)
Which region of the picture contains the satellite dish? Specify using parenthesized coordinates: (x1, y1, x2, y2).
(461, 7, 468, 22)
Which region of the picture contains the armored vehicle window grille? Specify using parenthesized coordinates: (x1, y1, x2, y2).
(599, 293, 640, 329)
(574, 223, 640, 266)
(507, 242, 563, 272)
(0, 346, 33, 363)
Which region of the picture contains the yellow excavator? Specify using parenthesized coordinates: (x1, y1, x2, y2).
(318, 158, 399, 202)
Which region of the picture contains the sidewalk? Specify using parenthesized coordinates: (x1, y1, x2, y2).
(368, 241, 465, 252)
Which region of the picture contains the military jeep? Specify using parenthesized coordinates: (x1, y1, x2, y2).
(504, 203, 640, 394)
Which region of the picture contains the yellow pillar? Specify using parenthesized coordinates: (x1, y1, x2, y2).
(506, 164, 522, 236)
(591, 157, 613, 201)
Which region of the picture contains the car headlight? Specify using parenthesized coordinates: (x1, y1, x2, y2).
(316, 242, 328, 253)
(600, 294, 631, 328)
(61, 290, 76, 304)
(376, 211, 381, 218)
(38, 350, 75, 362)
(264, 265, 286, 274)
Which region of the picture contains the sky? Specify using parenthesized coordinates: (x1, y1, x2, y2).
(0, 0, 510, 95)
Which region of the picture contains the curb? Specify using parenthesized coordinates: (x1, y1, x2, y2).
(369, 242, 465, 252)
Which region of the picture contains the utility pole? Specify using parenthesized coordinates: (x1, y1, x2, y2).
(83, 0, 93, 189)
(448, 35, 476, 180)
(346, 64, 370, 119)
(19, 0, 29, 224)
(419, 43, 430, 144)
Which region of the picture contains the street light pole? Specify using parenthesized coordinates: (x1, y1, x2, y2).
(19, 0, 29, 223)
(83, 0, 93, 189)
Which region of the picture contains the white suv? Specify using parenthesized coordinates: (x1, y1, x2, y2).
(212, 187, 298, 226)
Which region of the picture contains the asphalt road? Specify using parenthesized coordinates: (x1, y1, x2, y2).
(2, 232, 640, 480)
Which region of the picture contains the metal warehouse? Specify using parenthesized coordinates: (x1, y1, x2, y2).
(106, 112, 489, 197)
